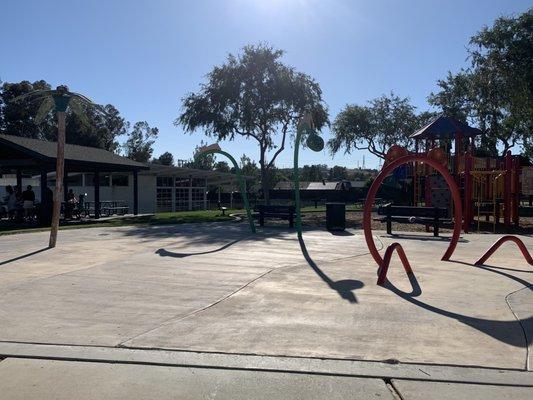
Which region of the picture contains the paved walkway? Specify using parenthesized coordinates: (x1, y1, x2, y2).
(0, 222, 532, 398)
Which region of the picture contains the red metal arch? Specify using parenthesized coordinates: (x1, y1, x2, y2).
(363, 154, 463, 267)
(475, 235, 533, 266)
(377, 243, 414, 285)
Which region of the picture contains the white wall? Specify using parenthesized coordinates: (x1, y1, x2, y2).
(65, 173, 156, 214)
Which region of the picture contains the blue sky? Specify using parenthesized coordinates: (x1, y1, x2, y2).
(1, 0, 530, 169)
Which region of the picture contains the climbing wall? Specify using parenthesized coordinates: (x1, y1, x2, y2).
(429, 174, 451, 209)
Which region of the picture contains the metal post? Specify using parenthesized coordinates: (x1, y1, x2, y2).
(504, 151, 512, 230)
(188, 175, 192, 211)
(133, 170, 139, 215)
(94, 170, 100, 219)
(63, 168, 69, 203)
(204, 177, 207, 210)
(16, 169, 22, 193)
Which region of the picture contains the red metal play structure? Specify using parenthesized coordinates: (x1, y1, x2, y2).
(362, 116, 532, 282)
(376, 243, 413, 285)
(408, 116, 531, 233)
(475, 235, 533, 266)
(363, 152, 463, 266)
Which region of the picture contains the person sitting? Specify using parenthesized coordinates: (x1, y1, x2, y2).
(65, 189, 78, 219)
(22, 185, 36, 220)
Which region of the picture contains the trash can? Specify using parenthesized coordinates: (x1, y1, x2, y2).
(326, 202, 346, 231)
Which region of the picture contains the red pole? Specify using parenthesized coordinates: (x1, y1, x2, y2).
(504, 151, 512, 230)
(454, 132, 462, 185)
(463, 153, 473, 233)
(513, 156, 520, 228)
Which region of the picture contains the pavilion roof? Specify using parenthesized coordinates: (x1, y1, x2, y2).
(410, 116, 483, 140)
(0, 134, 148, 171)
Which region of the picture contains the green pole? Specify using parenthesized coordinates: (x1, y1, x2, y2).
(195, 150, 256, 233)
(293, 115, 324, 238)
(294, 124, 304, 238)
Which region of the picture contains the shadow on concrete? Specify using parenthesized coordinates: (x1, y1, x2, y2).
(0, 247, 50, 267)
(382, 272, 422, 297)
(384, 260, 532, 348)
(298, 235, 364, 303)
(381, 234, 470, 243)
(155, 239, 243, 258)
(330, 230, 355, 236)
(119, 223, 298, 247)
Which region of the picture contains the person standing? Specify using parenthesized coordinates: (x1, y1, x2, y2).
(4, 185, 17, 220)
(22, 185, 36, 220)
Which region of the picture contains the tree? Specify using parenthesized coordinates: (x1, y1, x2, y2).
(429, 10, 532, 156)
(123, 121, 158, 163)
(153, 151, 174, 166)
(300, 164, 324, 182)
(214, 161, 230, 173)
(0, 80, 55, 138)
(12, 85, 106, 248)
(329, 92, 421, 159)
(177, 43, 328, 203)
(187, 140, 216, 170)
(0, 80, 126, 151)
(328, 165, 348, 181)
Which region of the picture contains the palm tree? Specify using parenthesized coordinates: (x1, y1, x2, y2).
(13, 85, 106, 247)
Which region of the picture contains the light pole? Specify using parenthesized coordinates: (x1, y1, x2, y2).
(293, 113, 324, 238)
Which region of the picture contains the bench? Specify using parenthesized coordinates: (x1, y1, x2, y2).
(217, 202, 228, 215)
(375, 203, 450, 237)
(254, 205, 295, 227)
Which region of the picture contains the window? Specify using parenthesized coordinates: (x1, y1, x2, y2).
(191, 188, 205, 210)
(85, 173, 110, 186)
(66, 173, 83, 186)
(175, 177, 190, 187)
(157, 176, 174, 187)
(112, 174, 129, 186)
(175, 188, 189, 211)
(156, 188, 173, 212)
(191, 178, 206, 187)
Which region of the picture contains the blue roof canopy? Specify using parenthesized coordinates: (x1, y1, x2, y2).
(410, 116, 483, 140)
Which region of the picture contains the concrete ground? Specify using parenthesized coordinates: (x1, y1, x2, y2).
(0, 222, 532, 398)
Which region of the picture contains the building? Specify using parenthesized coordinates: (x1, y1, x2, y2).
(0, 134, 243, 216)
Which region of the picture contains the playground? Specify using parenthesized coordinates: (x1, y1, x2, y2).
(0, 221, 532, 398)
(0, 116, 532, 397)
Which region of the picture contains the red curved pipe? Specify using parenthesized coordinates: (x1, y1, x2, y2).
(377, 242, 414, 285)
(363, 154, 463, 267)
(475, 235, 533, 266)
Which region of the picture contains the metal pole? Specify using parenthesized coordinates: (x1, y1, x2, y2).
(195, 150, 255, 233)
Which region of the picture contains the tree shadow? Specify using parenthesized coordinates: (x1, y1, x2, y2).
(298, 235, 364, 303)
(382, 260, 532, 348)
(155, 239, 243, 258)
(0, 247, 50, 267)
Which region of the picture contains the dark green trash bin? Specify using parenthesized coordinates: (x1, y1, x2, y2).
(326, 202, 345, 231)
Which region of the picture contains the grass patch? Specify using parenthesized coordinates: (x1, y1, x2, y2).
(0, 210, 238, 236)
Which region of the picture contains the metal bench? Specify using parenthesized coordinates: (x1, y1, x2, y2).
(375, 203, 450, 237)
(254, 205, 295, 228)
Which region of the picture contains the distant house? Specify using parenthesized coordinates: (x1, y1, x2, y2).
(273, 180, 366, 191)
(306, 180, 355, 190)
